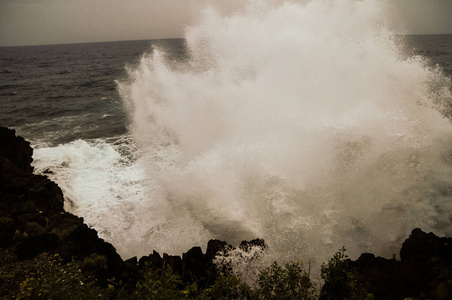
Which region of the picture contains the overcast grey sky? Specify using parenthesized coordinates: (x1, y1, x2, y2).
(0, 0, 451, 47)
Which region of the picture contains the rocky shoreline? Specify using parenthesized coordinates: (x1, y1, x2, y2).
(1, 126, 451, 299)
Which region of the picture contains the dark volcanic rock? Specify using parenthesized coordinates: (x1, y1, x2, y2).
(0, 127, 33, 174)
(55, 222, 123, 270)
(0, 129, 64, 215)
(400, 228, 451, 263)
(183, 246, 206, 283)
(163, 253, 184, 275)
(349, 228, 452, 300)
(0, 127, 128, 285)
(138, 239, 235, 286)
(239, 238, 266, 251)
(139, 250, 164, 269)
(16, 233, 60, 260)
(138, 242, 227, 286)
(205, 239, 228, 262)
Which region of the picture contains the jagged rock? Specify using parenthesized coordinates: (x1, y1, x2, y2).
(122, 256, 139, 282)
(203, 239, 229, 285)
(239, 238, 266, 251)
(124, 256, 138, 268)
(183, 246, 206, 283)
(205, 239, 228, 262)
(400, 228, 451, 263)
(350, 228, 452, 300)
(139, 250, 164, 269)
(124, 256, 138, 272)
(0, 128, 64, 216)
(0, 127, 33, 174)
(163, 253, 183, 275)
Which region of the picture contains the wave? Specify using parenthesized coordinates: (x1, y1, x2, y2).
(36, 0, 452, 264)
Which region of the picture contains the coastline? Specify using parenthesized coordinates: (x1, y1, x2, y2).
(1, 126, 450, 299)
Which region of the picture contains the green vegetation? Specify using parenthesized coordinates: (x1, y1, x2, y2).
(257, 260, 316, 300)
(16, 254, 110, 299)
(7, 249, 372, 300)
(319, 247, 372, 300)
(125, 264, 183, 299)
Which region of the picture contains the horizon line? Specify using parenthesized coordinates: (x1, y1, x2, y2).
(1, 33, 451, 48)
(0, 37, 185, 48)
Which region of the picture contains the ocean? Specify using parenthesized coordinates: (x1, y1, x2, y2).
(0, 39, 187, 145)
(1, 2, 452, 270)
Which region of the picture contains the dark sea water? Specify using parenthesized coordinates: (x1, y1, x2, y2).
(404, 34, 452, 77)
(0, 39, 187, 145)
(1, 33, 452, 263)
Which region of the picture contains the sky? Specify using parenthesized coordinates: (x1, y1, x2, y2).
(0, 0, 451, 47)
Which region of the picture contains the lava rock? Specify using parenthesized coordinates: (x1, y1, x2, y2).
(349, 228, 452, 300)
(239, 238, 266, 251)
(183, 246, 206, 284)
(0, 127, 33, 174)
(163, 253, 183, 275)
(139, 250, 164, 269)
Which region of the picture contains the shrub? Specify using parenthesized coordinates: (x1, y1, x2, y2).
(198, 275, 254, 300)
(128, 263, 184, 299)
(257, 260, 316, 300)
(12, 246, 375, 299)
(320, 247, 371, 300)
(82, 253, 107, 271)
(17, 254, 109, 299)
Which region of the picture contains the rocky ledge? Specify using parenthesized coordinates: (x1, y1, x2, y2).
(1, 127, 451, 299)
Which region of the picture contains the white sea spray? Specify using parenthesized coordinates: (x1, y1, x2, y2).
(34, 0, 452, 268)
